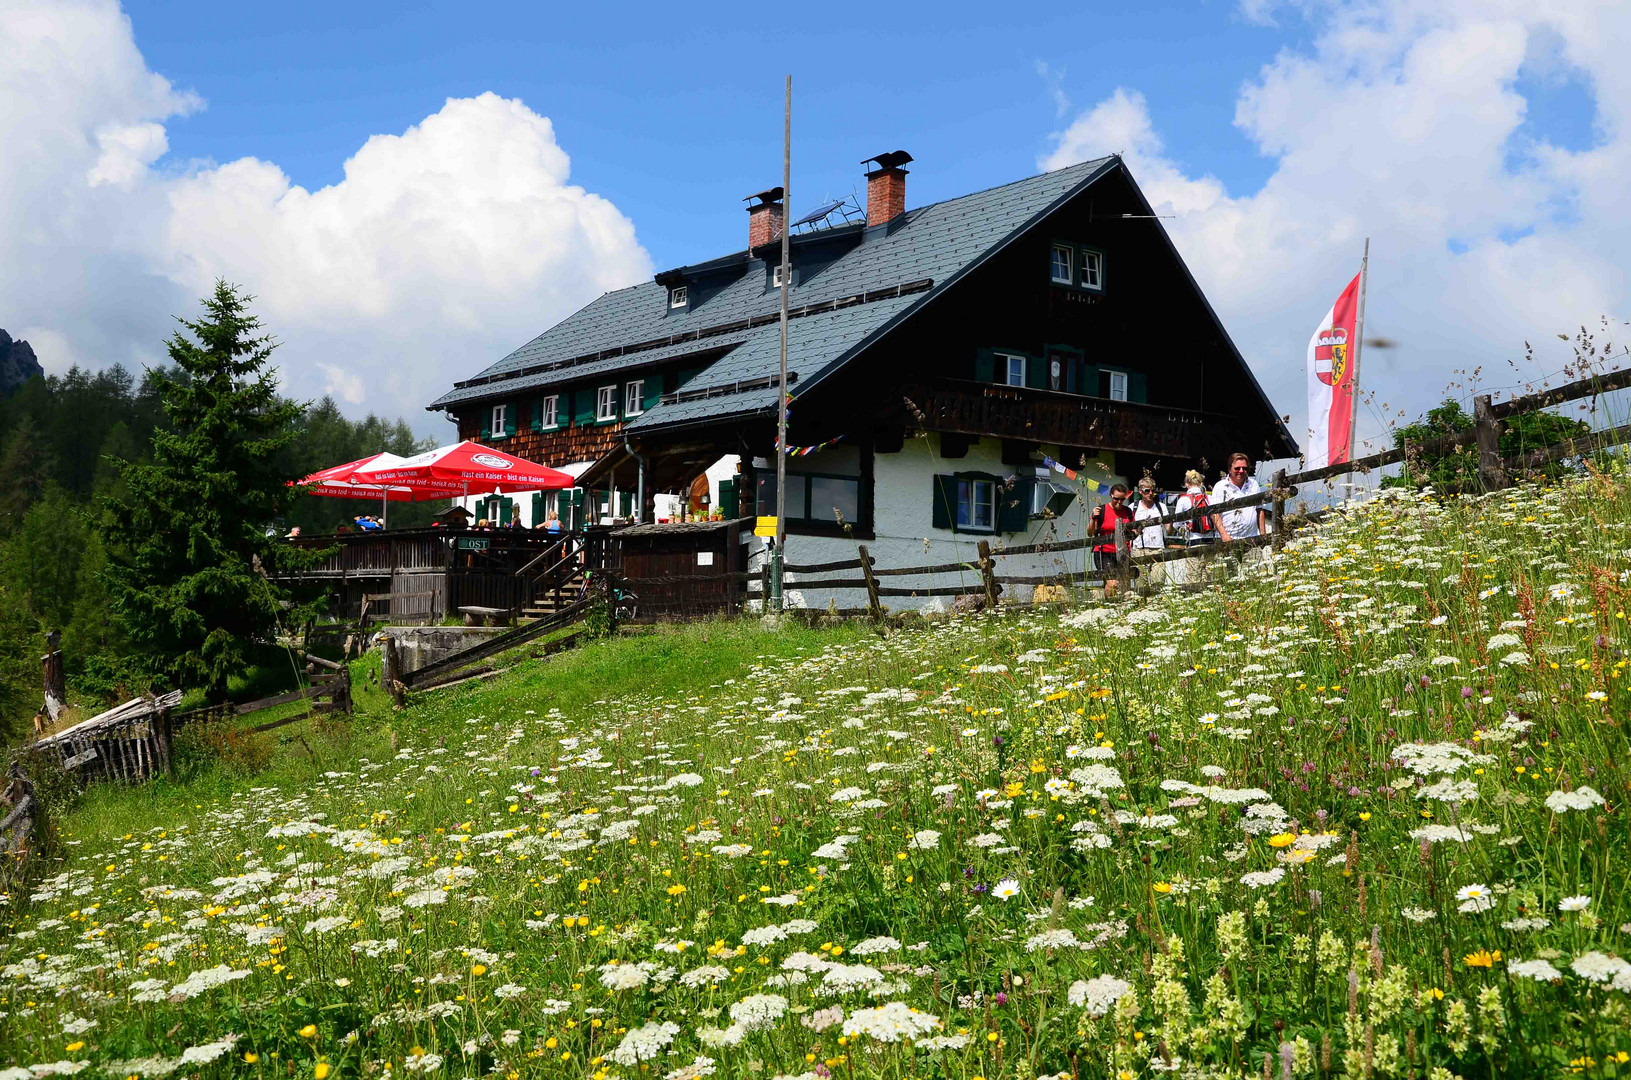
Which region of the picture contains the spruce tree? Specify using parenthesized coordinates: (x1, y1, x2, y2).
(105, 282, 322, 700)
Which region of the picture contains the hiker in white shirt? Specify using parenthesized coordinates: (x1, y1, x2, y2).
(1132, 480, 1166, 549)
(1210, 453, 1266, 541)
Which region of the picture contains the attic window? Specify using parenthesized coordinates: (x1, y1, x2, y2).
(772, 264, 786, 289)
(669, 285, 688, 309)
(1081, 249, 1104, 291)
(1050, 244, 1073, 285)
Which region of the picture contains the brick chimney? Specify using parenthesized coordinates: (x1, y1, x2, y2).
(863, 150, 913, 227)
(745, 187, 784, 249)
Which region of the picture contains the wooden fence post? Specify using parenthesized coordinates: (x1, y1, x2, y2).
(1114, 518, 1132, 599)
(1271, 468, 1288, 554)
(1474, 394, 1508, 492)
(380, 634, 406, 710)
(976, 540, 999, 612)
(857, 545, 883, 622)
(39, 629, 66, 730)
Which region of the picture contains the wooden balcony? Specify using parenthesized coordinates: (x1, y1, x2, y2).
(900, 379, 1233, 458)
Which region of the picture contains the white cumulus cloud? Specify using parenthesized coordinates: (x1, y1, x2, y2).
(1042, 0, 1631, 461)
(0, 0, 650, 429)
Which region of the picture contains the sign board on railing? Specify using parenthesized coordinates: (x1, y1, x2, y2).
(456, 538, 490, 551)
(754, 516, 777, 538)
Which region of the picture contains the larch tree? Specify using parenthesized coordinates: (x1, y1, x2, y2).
(105, 282, 324, 701)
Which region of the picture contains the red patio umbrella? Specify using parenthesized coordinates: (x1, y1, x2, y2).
(353, 441, 575, 496)
(291, 452, 462, 526)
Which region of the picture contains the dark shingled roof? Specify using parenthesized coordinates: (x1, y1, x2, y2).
(428, 156, 1118, 426)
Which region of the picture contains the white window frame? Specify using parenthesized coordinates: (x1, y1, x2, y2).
(1001, 353, 1026, 387)
(1050, 243, 1074, 285)
(669, 285, 688, 309)
(541, 394, 559, 429)
(772, 264, 787, 289)
(1108, 370, 1129, 402)
(956, 478, 996, 532)
(1081, 248, 1105, 291)
(624, 380, 645, 417)
(596, 385, 618, 422)
(490, 403, 507, 435)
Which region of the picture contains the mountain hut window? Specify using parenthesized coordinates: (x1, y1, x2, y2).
(1050, 243, 1073, 284)
(596, 385, 618, 422)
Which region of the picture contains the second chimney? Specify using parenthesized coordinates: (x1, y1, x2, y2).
(745, 186, 785, 249)
(863, 150, 913, 227)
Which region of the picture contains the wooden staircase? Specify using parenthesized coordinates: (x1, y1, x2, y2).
(521, 569, 586, 622)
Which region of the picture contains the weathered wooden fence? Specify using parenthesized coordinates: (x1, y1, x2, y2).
(30, 691, 184, 783)
(736, 362, 1631, 619)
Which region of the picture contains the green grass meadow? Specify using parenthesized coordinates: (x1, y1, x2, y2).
(3, 476, 1630, 1080)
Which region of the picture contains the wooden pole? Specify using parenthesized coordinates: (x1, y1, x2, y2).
(40, 629, 66, 727)
(857, 544, 882, 622)
(380, 635, 406, 710)
(1271, 468, 1288, 554)
(1114, 518, 1132, 598)
(1474, 394, 1508, 492)
(977, 540, 999, 612)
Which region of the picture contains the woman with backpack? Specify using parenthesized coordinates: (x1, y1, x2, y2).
(1172, 469, 1214, 587)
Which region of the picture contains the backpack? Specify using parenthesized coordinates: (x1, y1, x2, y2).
(1188, 489, 1215, 535)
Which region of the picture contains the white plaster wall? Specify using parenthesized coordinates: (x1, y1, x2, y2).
(757, 435, 1129, 610)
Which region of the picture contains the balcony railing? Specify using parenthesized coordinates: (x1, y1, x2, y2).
(900, 379, 1233, 458)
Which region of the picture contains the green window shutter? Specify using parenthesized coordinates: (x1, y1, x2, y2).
(642, 374, 663, 411)
(973, 349, 995, 383)
(1128, 372, 1149, 404)
(718, 477, 739, 518)
(1025, 356, 1047, 389)
(1081, 365, 1101, 398)
(931, 474, 956, 532)
(506, 404, 520, 437)
(573, 389, 596, 426)
(998, 479, 1032, 533)
(504, 497, 516, 525)
(619, 491, 634, 518)
(478, 411, 491, 439)
(530, 399, 543, 432)
(531, 492, 544, 524)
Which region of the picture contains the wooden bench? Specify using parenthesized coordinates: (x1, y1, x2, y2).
(459, 606, 513, 627)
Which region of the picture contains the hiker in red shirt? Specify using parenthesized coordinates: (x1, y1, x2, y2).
(1091, 484, 1134, 595)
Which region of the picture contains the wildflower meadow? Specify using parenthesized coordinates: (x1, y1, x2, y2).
(3, 475, 1630, 1080)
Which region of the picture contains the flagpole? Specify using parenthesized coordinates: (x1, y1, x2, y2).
(769, 74, 791, 615)
(1350, 238, 1369, 475)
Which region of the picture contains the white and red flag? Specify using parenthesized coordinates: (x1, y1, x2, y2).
(1306, 271, 1361, 468)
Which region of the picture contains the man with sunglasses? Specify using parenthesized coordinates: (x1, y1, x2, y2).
(1210, 453, 1266, 542)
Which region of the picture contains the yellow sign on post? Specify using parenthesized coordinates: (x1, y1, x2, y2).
(754, 516, 778, 538)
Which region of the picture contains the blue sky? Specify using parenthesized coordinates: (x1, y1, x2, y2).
(4, 0, 1625, 450)
(125, 0, 1296, 270)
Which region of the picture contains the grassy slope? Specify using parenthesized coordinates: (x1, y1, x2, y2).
(5, 477, 1631, 1079)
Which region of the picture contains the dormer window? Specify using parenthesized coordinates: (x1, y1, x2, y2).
(669, 285, 688, 309)
(772, 264, 786, 289)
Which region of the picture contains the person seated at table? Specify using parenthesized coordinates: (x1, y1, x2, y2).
(284, 526, 302, 539)
(543, 510, 563, 533)
(355, 515, 383, 531)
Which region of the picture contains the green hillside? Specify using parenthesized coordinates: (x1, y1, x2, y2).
(3, 478, 1629, 1079)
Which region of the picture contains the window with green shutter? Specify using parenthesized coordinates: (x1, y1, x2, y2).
(1128, 372, 1148, 404)
(973, 349, 995, 384)
(531, 492, 544, 525)
(1025, 356, 1047, 389)
(998, 479, 1033, 533)
(506, 404, 520, 437)
(718, 477, 739, 518)
(530, 399, 543, 432)
(572, 389, 596, 427)
(930, 474, 956, 531)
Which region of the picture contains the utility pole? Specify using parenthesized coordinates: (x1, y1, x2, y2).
(769, 75, 791, 614)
